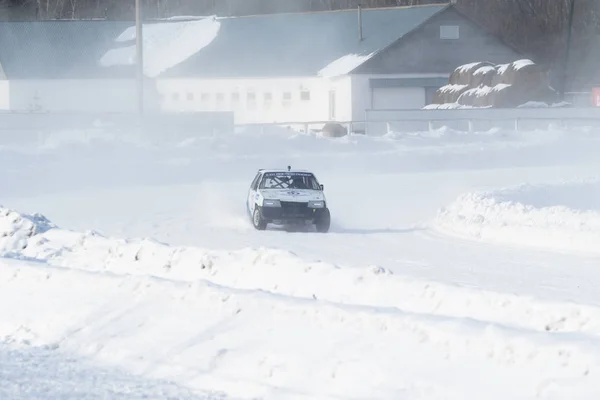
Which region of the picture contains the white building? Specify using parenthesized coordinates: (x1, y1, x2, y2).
(0, 3, 519, 127)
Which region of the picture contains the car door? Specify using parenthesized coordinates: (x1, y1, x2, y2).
(247, 172, 262, 215)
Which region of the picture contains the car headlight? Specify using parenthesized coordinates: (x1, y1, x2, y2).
(263, 199, 281, 207)
(308, 201, 325, 208)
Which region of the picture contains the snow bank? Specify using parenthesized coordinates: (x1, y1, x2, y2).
(4, 206, 600, 397)
(100, 17, 220, 77)
(436, 179, 600, 254)
(0, 206, 55, 254)
(5, 206, 600, 339)
(4, 259, 600, 399)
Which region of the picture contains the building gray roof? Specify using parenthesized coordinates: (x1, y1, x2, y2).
(0, 20, 133, 78)
(164, 5, 447, 77)
(0, 4, 448, 79)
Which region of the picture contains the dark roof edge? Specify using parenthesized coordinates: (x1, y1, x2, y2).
(347, 4, 451, 75)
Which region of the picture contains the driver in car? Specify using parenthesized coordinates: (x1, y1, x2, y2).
(289, 176, 307, 189)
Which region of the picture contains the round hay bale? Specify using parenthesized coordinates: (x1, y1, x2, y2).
(491, 63, 511, 86)
(457, 86, 494, 107)
(502, 59, 548, 90)
(488, 84, 535, 108)
(456, 88, 479, 106)
(321, 122, 347, 138)
(473, 86, 494, 107)
(433, 84, 469, 105)
(449, 61, 495, 85)
(471, 66, 497, 87)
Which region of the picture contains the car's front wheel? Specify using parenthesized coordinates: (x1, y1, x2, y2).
(252, 206, 267, 230)
(315, 208, 331, 233)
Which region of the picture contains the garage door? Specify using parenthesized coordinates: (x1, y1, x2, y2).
(372, 87, 426, 110)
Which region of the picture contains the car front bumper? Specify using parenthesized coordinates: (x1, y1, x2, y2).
(261, 201, 325, 222)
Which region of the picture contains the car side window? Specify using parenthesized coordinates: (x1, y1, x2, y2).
(250, 173, 261, 190)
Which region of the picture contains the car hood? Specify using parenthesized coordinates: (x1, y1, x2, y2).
(260, 189, 325, 202)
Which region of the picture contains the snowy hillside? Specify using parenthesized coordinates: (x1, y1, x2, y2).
(2, 124, 600, 398)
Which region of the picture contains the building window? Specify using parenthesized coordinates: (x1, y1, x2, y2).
(200, 93, 210, 102)
(214, 93, 224, 109)
(231, 92, 240, 102)
(282, 92, 292, 108)
(263, 92, 273, 108)
(187, 92, 194, 101)
(172, 93, 180, 101)
(440, 25, 460, 40)
(300, 90, 310, 101)
(247, 91, 256, 109)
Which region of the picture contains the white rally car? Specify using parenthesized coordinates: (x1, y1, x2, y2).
(247, 167, 331, 232)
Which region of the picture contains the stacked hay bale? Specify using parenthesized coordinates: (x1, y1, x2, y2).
(428, 59, 559, 109)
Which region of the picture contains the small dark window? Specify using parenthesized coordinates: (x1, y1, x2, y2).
(300, 90, 310, 101)
(172, 93, 180, 101)
(187, 92, 194, 101)
(440, 25, 460, 40)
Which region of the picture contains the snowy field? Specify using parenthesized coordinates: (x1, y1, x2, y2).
(2, 124, 600, 399)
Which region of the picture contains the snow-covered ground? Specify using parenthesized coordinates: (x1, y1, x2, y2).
(2, 124, 600, 399)
(0, 342, 215, 400)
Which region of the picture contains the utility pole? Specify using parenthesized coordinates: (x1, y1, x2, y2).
(561, 0, 575, 100)
(135, 0, 144, 115)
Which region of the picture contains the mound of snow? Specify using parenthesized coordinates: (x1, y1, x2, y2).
(0, 207, 55, 254)
(4, 259, 600, 399)
(4, 206, 600, 397)
(4, 206, 600, 338)
(435, 179, 600, 254)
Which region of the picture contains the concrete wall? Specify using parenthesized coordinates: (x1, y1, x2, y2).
(356, 8, 521, 75)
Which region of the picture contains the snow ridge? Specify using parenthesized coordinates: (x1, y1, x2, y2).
(3, 206, 600, 398)
(435, 179, 600, 254)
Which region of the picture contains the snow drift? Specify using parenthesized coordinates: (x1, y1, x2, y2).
(3, 206, 600, 398)
(0, 207, 55, 254)
(435, 179, 600, 254)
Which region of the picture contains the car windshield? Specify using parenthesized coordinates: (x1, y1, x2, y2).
(260, 172, 321, 190)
